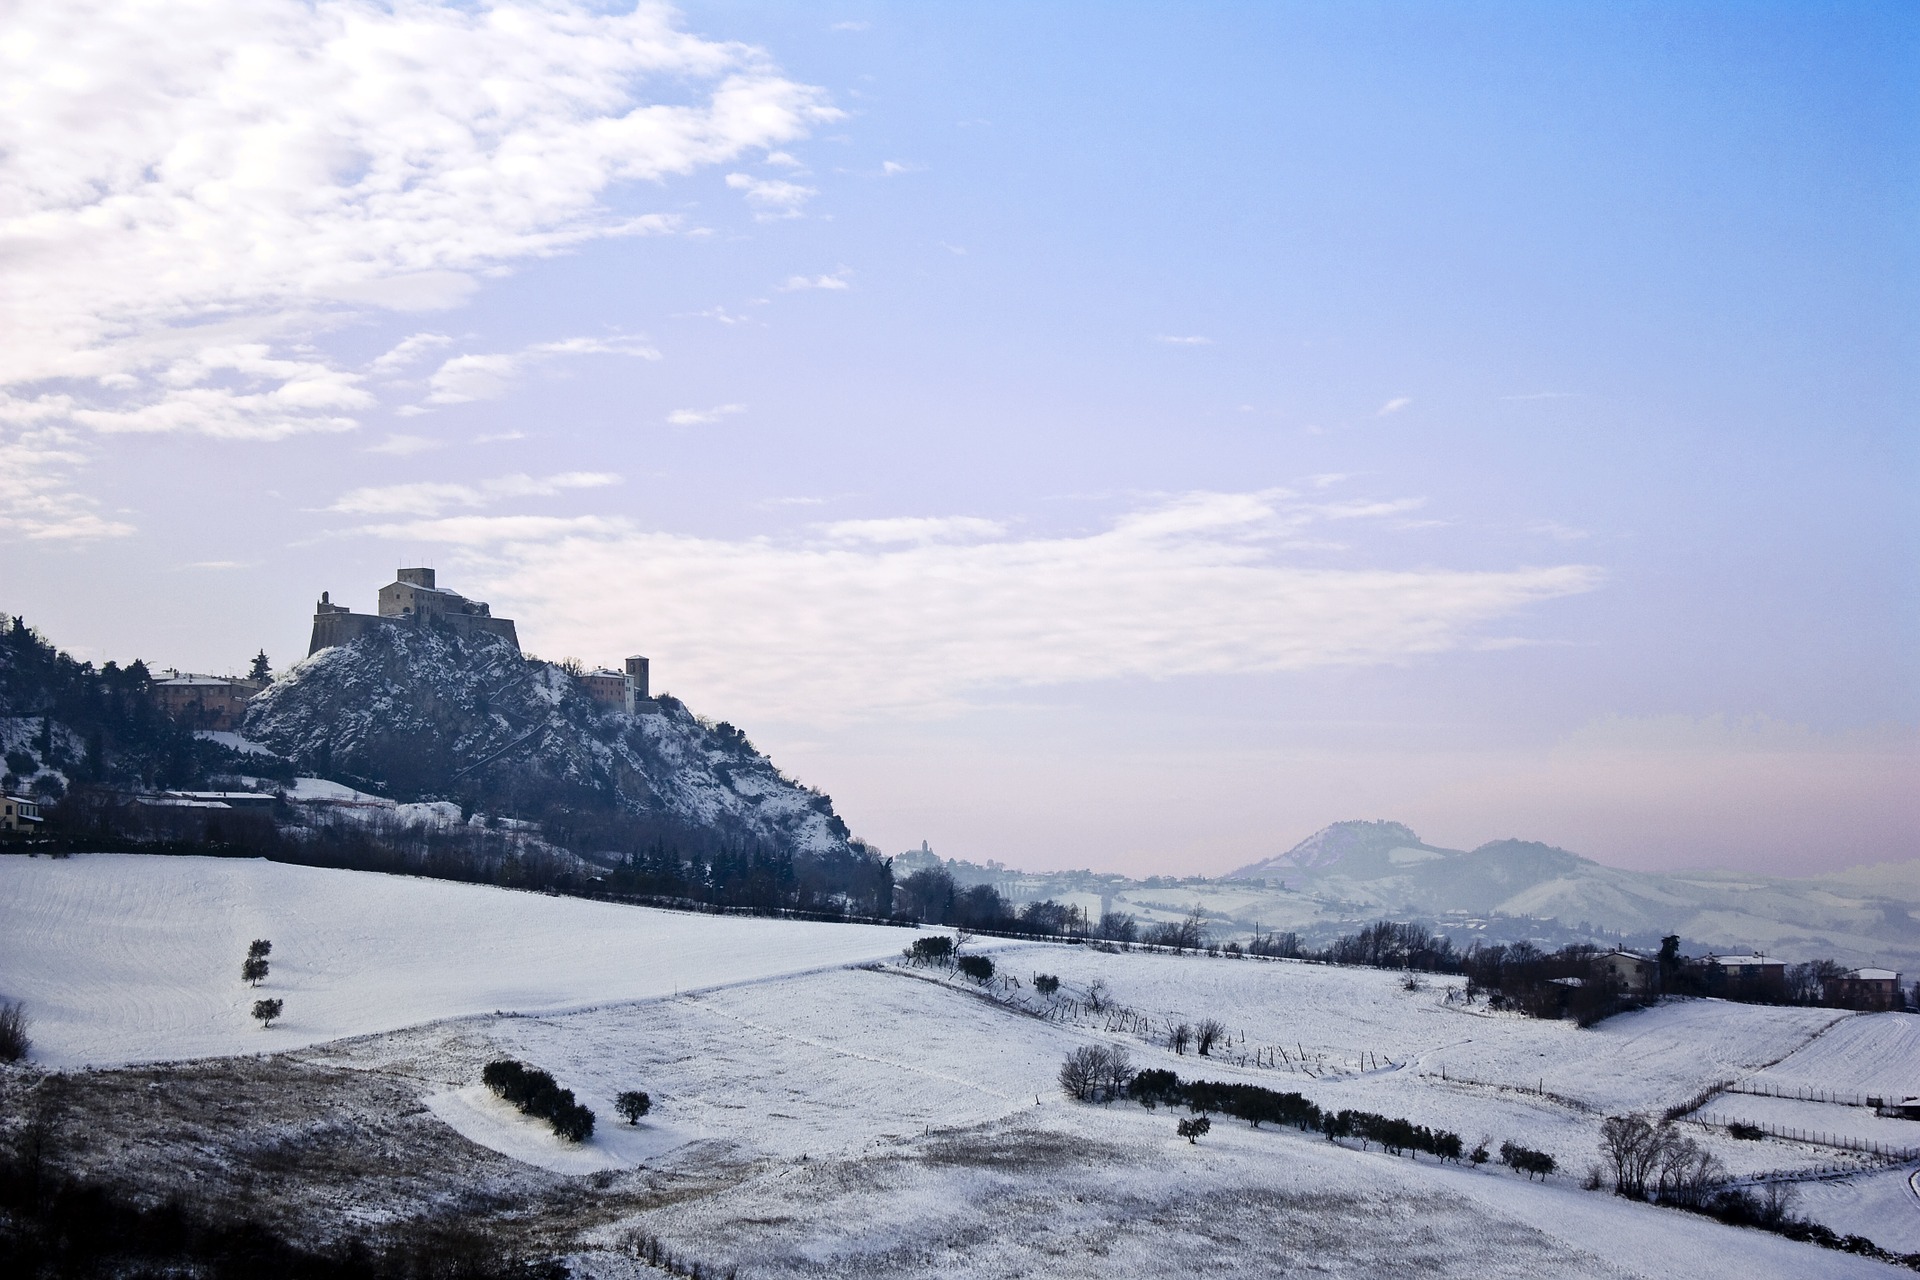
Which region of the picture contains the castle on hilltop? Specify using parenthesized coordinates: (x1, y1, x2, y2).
(309, 567, 520, 655)
(307, 568, 657, 712)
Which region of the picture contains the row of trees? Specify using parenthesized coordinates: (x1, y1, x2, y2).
(481, 1060, 595, 1143)
(1061, 1056, 1470, 1161)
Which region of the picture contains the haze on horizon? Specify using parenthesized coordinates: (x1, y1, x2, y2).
(2, 1, 1913, 880)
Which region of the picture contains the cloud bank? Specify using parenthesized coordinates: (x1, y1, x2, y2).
(353, 488, 1602, 720)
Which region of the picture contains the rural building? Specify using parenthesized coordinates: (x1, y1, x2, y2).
(2, 793, 43, 833)
(1825, 968, 1905, 1012)
(309, 568, 520, 655)
(1704, 954, 1787, 1001)
(150, 672, 266, 731)
(1601, 950, 1656, 995)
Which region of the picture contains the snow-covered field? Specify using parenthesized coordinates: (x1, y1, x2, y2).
(3, 854, 1916, 1277)
(1745, 1014, 1920, 1098)
(0, 854, 928, 1066)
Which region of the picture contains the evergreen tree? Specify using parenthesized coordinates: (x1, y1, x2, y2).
(249, 650, 273, 682)
(251, 998, 283, 1027)
(616, 1090, 652, 1124)
(242, 956, 269, 986)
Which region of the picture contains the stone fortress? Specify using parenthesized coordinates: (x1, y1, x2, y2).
(309, 568, 656, 712)
(309, 567, 519, 654)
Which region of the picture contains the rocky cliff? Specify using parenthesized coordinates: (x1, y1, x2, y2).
(243, 623, 854, 859)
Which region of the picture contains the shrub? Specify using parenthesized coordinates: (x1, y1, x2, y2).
(1033, 974, 1060, 996)
(1727, 1122, 1766, 1141)
(616, 1091, 652, 1125)
(0, 1000, 30, 1062)
(908, 935, 954, 963)
(251, 998, 283, 1028)
(956, 954, 994, 983)
(1177, 1116, 1211, 1143)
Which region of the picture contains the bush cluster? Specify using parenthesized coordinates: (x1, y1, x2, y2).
(956, 954, 994, 982)
(482, 1059, 595, 1143)
(1498, 1140, 1556, 1179)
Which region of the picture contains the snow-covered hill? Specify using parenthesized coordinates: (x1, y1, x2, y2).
(6, 854, 1914, 1276)
(244, 623, 854, 858)
(0, 853, 924, 1066)
(1216, 820, 1920, 970)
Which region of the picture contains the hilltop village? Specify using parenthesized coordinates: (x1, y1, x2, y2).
(150, 568, 656, 730)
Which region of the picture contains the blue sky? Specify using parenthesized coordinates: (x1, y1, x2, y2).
(3, 1, 1913, 875)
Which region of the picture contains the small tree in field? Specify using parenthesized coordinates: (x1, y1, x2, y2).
(252, 998, 283, 1028)
(616, 1091, 652, 1125)
(242, 956, 269, 986)
(957, 954, 995, 983)
(1194, 1018, 1226, 1056)
(1033, 974, 1060, 996)
(1177, 1116, 1211, 1144)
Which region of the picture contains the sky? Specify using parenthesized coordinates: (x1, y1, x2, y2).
(2, 1, 1914, 878)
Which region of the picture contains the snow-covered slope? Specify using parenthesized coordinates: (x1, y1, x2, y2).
(0, 854, 925, 1066)
(1218, 820, 1920, 969)
(244, 623, 853, 857)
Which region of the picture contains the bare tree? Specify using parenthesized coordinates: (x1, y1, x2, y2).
(1099, 1046, 1134, 1100)
(1059, 1046, 1103, 1102)
(1168, 1021, 1192, 1055)
(1194, 1019, 1227, 1057)
(0, 1000, 29, 1062)
(1085, 978, 1110, 1013)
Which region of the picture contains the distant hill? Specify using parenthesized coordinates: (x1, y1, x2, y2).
(1217, 820, 1920, 970)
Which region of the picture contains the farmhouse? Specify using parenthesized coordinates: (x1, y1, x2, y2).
(1824, 967, 1905, 1012)
(150, 672, 266, 731)
(1600, 950, 1656, 995)
(1703, 953, 1787, 1001)
(2, 793, 42, 833)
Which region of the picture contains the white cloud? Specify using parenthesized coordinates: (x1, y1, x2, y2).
(666, 404, 747, 426)
(0, 421, 134, 540)
(1377, 396, 1413, 416)
(370, 332, 455, 376)
(819, 516, 1007, 545)
(330, 471, 619, 518)
(421, 336, 660, 406)
(880, 161, 923, 177)
(780, 270, 852, 291)
(0, 0, 836, 535)
(365, 434, 442, 457)
(1154, 335, 1212, 346)
(365, 489, 1603, 721)
(725, 172, 818, 218)
(830, 21, 871, 32)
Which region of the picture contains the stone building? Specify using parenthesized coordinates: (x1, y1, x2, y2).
(150, 672, 266, 731)
(578, 655, 659, 714)
(309, 568, 520, 655)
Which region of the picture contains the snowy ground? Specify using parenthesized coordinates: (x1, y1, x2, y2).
(0, 854, 932, 1066)
(3, 855, 1916, 1277)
